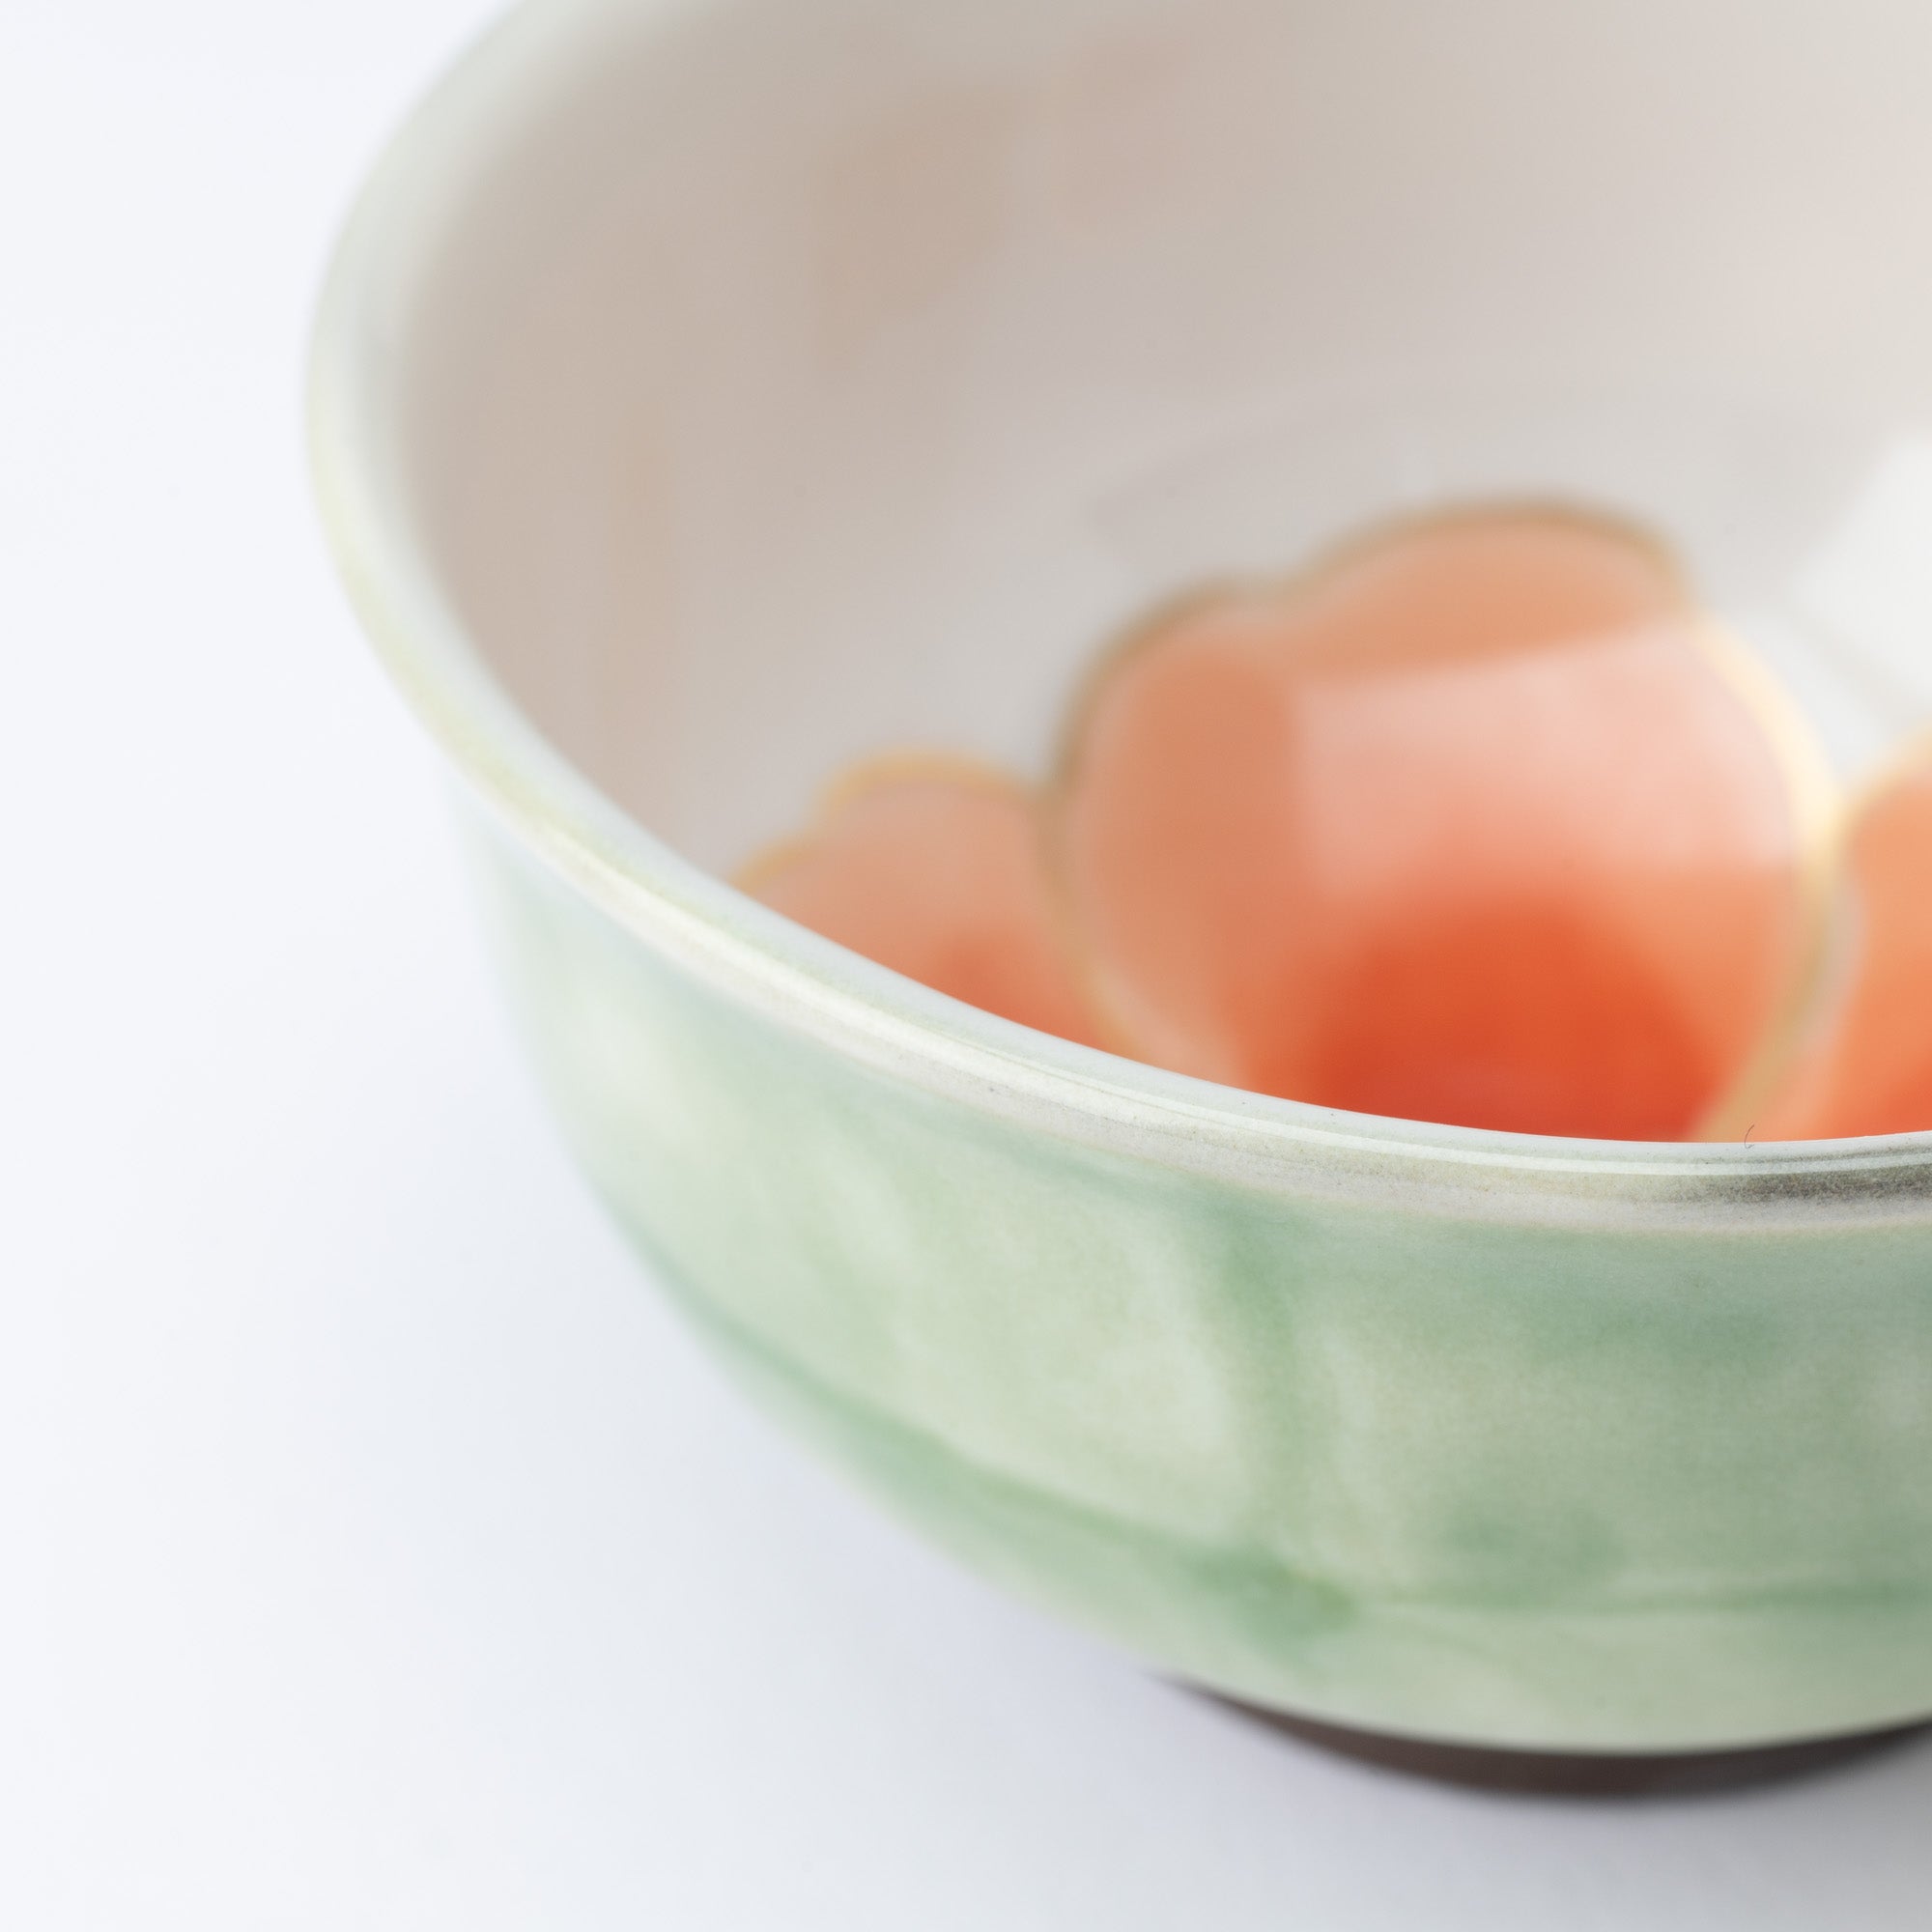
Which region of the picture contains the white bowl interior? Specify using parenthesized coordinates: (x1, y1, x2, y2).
(393, 0, 1932, 876)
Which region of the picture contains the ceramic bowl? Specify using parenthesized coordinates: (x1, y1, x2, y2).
(312, 0, 1932, 1757)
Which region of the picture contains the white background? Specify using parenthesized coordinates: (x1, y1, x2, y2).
(6, 4, 1932, 1925)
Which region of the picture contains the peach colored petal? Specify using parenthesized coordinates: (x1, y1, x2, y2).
(1754, 750, 1932, 1140)
(1054, 507, 1830, 1139)
(741, 757, 1112, 1051)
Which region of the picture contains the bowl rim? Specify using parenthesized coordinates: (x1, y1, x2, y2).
(306, 0, 1932, 1217)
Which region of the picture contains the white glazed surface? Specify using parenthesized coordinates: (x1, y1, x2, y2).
(317, 0, 1932, 1201)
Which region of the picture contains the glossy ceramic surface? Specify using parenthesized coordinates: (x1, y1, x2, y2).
(312, 0, 1932, 1750)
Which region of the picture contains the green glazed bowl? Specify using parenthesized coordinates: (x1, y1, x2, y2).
(312, 0, 1932, 1754)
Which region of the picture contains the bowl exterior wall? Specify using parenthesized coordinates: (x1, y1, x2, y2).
(469, 811, 1932, 1752)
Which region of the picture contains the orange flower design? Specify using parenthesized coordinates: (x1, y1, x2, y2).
(744, 506, 1930, 1142)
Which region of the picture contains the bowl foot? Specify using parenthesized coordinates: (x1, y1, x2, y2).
(1207, 1697, 1927, 1797)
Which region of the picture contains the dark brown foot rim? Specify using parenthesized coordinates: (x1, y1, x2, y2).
(1211, 1697, 1928, 1798)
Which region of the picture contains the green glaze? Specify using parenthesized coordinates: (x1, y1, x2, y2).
(467, 819, 1932, 1751)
